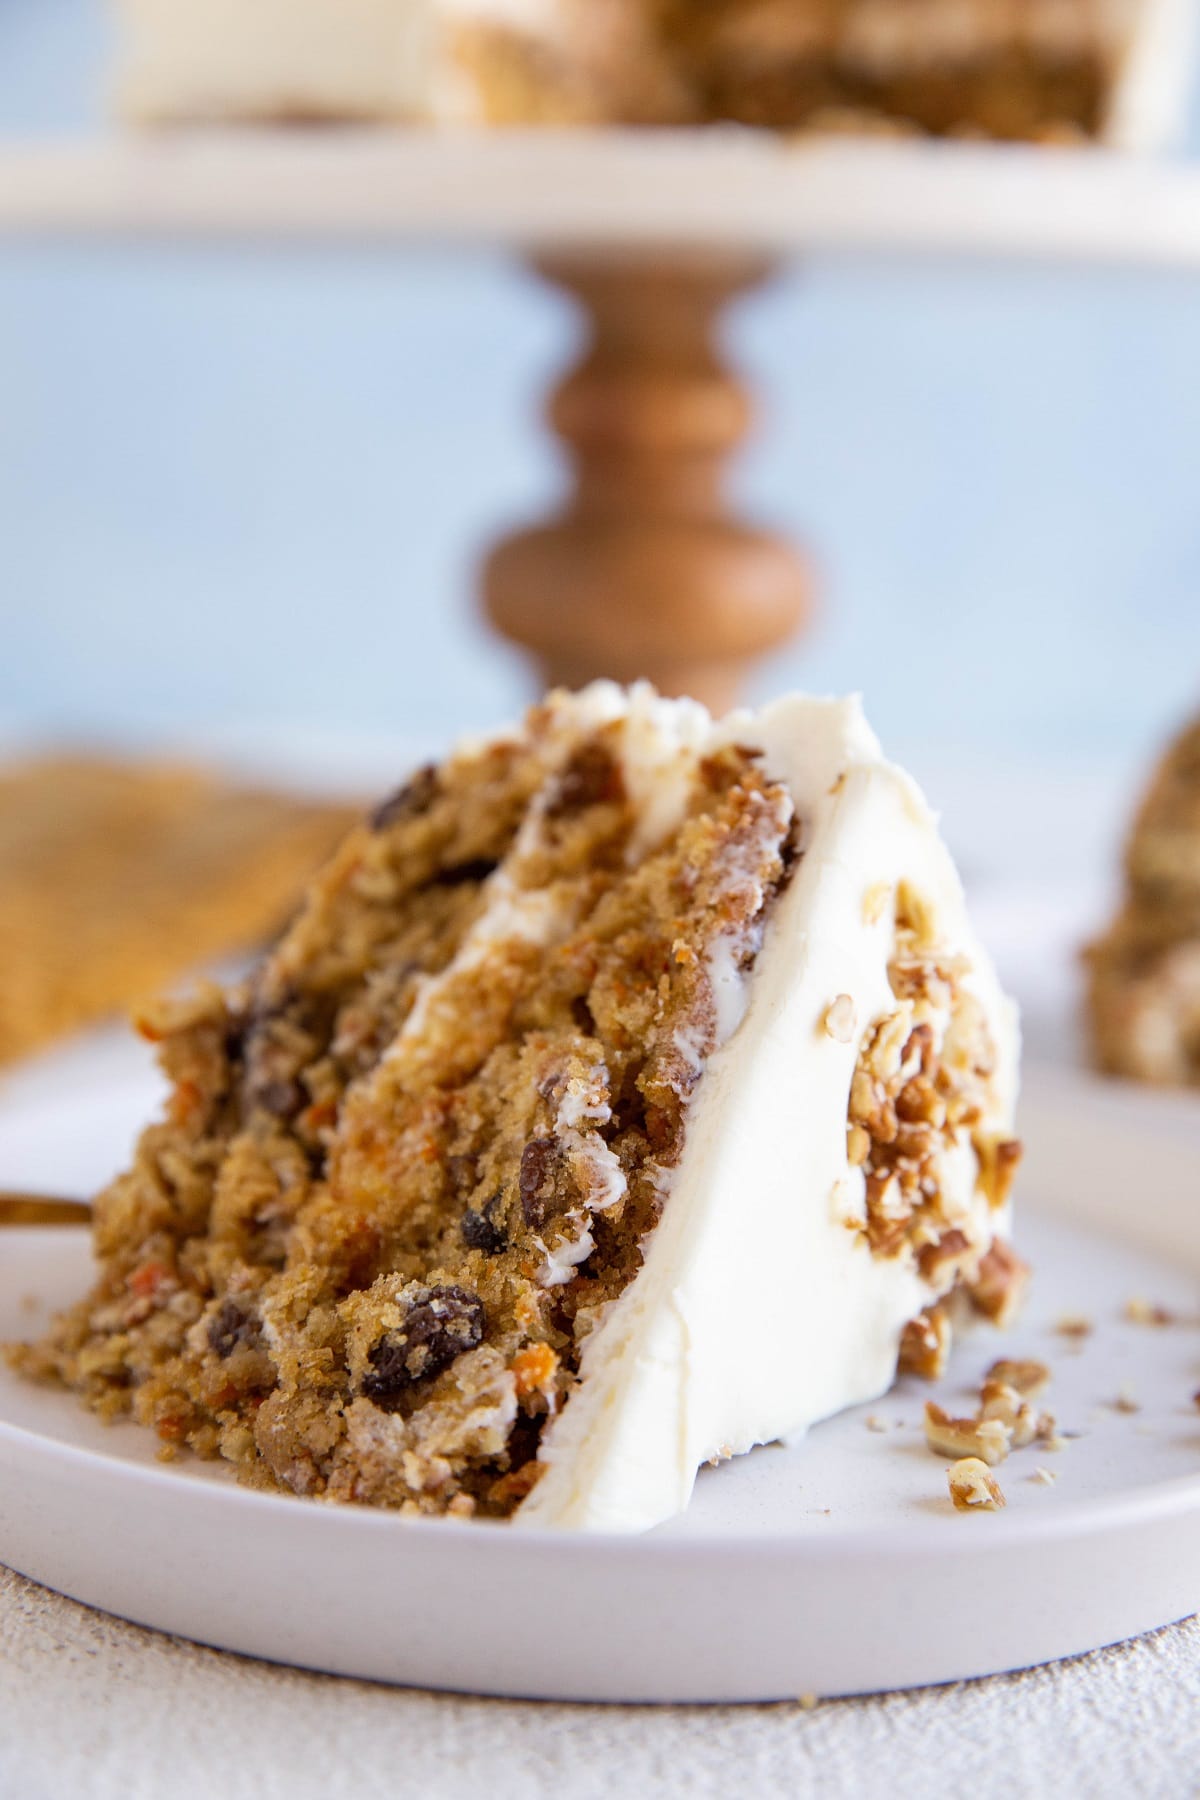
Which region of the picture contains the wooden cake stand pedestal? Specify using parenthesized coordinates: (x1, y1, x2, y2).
(4, 132, 1200, 708)
(483, 253, 811, 714)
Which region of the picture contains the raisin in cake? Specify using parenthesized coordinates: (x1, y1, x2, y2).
(1086, 711, 1200, 1086)
(13, 685, 1022, 1533)
(117, 0, 1191, 146)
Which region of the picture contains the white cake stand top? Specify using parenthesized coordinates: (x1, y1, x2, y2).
(1, 129, 1200, 266)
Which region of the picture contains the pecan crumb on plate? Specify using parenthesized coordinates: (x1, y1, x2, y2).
(948, 1458, 1006, 1512)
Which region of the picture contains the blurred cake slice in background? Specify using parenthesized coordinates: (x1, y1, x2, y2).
(1086, 713, 1200, 1086)
(116, 0, 1195, 145)
(14, 685, 1022, 1533)
(0, 756, 356, 1068)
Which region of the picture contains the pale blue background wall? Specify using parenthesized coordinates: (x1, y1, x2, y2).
(2, 0, 1199, 775)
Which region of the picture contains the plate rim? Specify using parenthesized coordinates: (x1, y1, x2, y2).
(2, 1063, 1199, 1700)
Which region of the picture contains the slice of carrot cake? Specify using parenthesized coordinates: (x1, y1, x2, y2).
(12, 685, 1022, 1533)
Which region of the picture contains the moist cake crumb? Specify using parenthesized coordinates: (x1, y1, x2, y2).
(924, 1358, 1055, 1472)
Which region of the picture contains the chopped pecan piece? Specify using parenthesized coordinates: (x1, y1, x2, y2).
(947, 1457, 1006, 1512)
(978, 1136, 1023, 1209)
(984, 1356, 1051, 1399)
(924, 1401, 1011, 1466)
(898, 1305, 952, 1380)
(917, 1228, 973, 1285)
(967, 1239, 1030, 1329)
(1124, 1296, 1174, 1327)
(847, 1123, 871, 1167)
(979, 1380, 1039, 1449)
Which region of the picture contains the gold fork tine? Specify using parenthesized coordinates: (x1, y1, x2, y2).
(0, 1194, 92, 1227)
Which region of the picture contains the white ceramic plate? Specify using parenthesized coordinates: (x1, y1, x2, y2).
(1, 1064, 1198, 1703)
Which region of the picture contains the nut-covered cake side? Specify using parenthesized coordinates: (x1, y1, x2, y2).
(853, 888, 1025, 1382)
(517, 695, 1022, 1533)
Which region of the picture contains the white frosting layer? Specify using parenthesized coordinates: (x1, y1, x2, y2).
(117, 0, 438, 122)
(518, 688, 1020, 1534)
(1105, 0, 1198, 150)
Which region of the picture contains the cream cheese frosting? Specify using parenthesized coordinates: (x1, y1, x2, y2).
(517, 689, 1020, 1533)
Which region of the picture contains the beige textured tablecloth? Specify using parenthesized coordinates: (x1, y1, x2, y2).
(1, 1565, 1196, 1800)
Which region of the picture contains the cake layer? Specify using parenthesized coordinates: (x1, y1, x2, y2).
(10, 685, 1021, 1533)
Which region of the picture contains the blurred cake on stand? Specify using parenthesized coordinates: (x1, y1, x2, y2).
(5, 2, 1196, 712)
(116, 0, 1193, 147)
